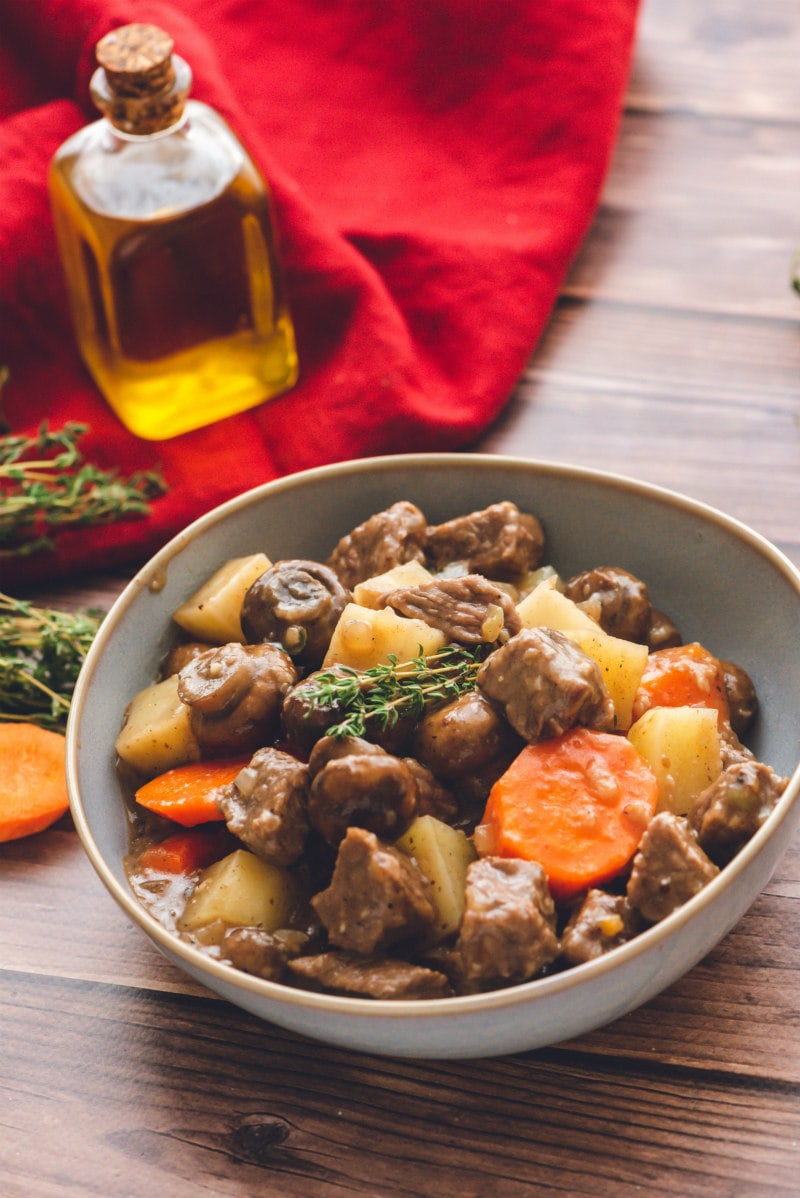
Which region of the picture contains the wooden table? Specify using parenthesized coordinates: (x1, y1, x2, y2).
(3, 1, 800, 1193)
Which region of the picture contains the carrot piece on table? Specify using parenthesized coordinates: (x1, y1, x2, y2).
(138, 825, 236, 874)
(134, 757, 250, 827)
(0, 722, 70, 843)
(479, 728, 659, 901)
(631, 641, 730, 726)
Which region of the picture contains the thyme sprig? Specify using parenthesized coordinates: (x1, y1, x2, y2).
(0, 592, 103, 730)
(307, 644, 487, 739)
(0, 420, 168, 558)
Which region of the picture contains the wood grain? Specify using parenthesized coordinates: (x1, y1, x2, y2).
(4, 1, 800, 1193)
(2, 969, 799, 1198)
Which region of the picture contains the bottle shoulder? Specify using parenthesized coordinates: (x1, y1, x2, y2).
(50, 101, 261, 221)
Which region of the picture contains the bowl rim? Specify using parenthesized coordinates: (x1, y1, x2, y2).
(67, 451, 800, 1021)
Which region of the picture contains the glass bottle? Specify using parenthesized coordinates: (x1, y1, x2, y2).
(48, 23, 298, 440)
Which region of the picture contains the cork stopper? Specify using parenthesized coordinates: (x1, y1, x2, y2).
(90, 24, 191, 135)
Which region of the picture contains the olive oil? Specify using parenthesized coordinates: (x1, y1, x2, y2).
(48, 24, 297, 440)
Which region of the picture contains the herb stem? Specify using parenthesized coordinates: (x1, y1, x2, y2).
(0, 419, 168, 558)
(306, 644, 486, 740)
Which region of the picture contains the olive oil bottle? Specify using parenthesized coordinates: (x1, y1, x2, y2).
(49, 24, 298, 440)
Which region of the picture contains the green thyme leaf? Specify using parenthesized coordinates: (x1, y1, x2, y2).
(0, 592, 103, 730)
(305, 644, 487, 739)
(0, 418, 168, 558)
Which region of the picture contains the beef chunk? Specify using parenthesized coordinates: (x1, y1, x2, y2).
(216, 747, 310, 866)
(401, 757, 459, 824)
(719, 659, 758, 738)
(307, 734, 387, 777)
(308, 735, 457, 822)
(627, 812, 719, 922)
(326, 501, 428, 590)
(560, 889, 640, 966)
(562, 566, 683, 652)
(222, 927, 309, 981)
(312, 826, 435, 955)
(425, 501, 545, 580)
(476, 627, 614, 742)
(288, 950, 452, 999)
(457, 856, 559, 982)
(308, 752, 418, 845)
(688, 760, 788, 864)
(413, 690, 522, 782)
(718, 722, 756, 770)
(381, 575, 521, 645)
(563, 566, 652, 643)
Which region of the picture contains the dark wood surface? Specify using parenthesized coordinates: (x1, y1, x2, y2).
(3, 2, 800, 1193)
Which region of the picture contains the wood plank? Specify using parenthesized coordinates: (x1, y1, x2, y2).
(569, 109, 800, 319)
(1, 970, 799, 1198)
(481, 298, 800, 563)
(631, 0, 800, 122)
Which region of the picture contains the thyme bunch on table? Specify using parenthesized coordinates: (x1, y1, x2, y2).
(0, 592, 103, 730)
(0, 418, 167, 558)
(307, 644, 487, 739)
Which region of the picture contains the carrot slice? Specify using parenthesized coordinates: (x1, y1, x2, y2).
(631, 642, 730, 727)
(137, 825, 236, 874)
(480, 728, 659, 901)
(0, 722, 70, 842)
(134, 757, 250, 827)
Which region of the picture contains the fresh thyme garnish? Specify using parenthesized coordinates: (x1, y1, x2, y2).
(0, 592, 103, 730)
(0, 419, 168, 558)
(307, 644, 487, 739)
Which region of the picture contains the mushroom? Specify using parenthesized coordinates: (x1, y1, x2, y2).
(281, 669, 416, 757)
(412, 690, 522, 781)
(241, 559, 351, 669)
(177, 642, 297, 756)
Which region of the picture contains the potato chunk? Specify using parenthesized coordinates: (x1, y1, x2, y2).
(172, 553, 272, 644)
(395, 815, 477, 941)
(353, 560, 434, 609)
(517, 576, 600, 633)
(115, 675, 200, 776)
(322, 602, 445, 671)
(178, 850, 297, 933)
(628, 706, 722, 815)
(567, 628, 649, 732)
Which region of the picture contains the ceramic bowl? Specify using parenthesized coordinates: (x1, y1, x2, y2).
(67, 454, 800, 1059)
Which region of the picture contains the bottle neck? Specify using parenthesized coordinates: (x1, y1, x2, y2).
(90, 53, 192, 137)
(100, 108, 191, 145)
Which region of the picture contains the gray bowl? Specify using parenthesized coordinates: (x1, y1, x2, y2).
(67, 454, 800, 1059)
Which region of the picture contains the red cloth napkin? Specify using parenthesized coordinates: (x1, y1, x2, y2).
(0, 0, 640, 586)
